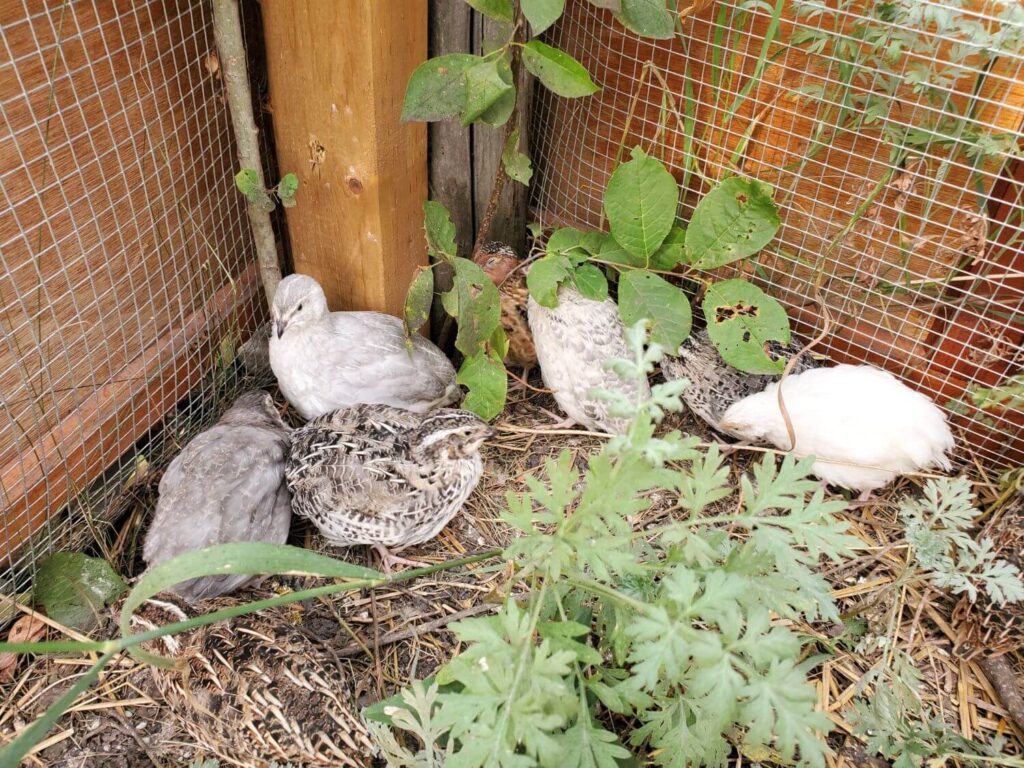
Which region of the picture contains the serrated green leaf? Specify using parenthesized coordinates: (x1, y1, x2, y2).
(573, 263, 609, 300)
(403, 265, 434, 337)
(650, 224, 687, 269)
(35, 553, 126, 631)
(466, 0, 514, 22)
(452, 257, 501, 356)
(522, 0, 566, 33)
(527, 254, 572, 307)
(702, 279, 791, 373)
(615, 0, 675, 39)
(686, 177, 781, 269)
(401, 53, 479, 122)
(277, 172, 299, 201)
(605, 148, 679, 263)
(522, 41, 600, 98)
(458, 350, 507, 420)
(618, 270, 692, 351)
(502, 126, 533, 185)
(423, 200, 458, 262)
(461, 57, 514, 125)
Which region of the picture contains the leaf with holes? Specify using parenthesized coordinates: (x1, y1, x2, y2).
(618, 270, 692, 352)
(616, 0, 675, 39)
(523, 0, 566, 33)
(686, 177, 781, 269)
(547, 227, 590, 264)
(522, 41, 599, 98)
(35, 553, 127, 631)
(649, 224, 688, 270)
(502, 127, 533, 185)
(452, 258, 502, 357)
(527, 254, 573, 308)
(423, 201, 458, 263)
(402, 54, 479, 122)
(458, 350, 507, 421)
(403, 266, 434, 341)
(605, 147, 679, 264)
(702, 279, 791, 374)
(462, 58, 514, 125)
(466, 0, 514, 22)
(572, 263, 609, 301)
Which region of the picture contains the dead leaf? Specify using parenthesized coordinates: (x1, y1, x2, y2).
(0, 614, 46, 681)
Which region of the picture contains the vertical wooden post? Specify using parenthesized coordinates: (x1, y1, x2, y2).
(261, 0, 428, 316)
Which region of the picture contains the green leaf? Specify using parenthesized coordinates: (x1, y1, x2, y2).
(277, 172, 299, 202)
(401, 53, 479, 122)
(650, 224, 688, 269)
(502, 126, 533, 185)
(597, 233, 644, 268)
(403, 265, 434, 337)
(527, 254, 572, 307)
(618, 270, 692, 351)
(466, 0, 514, 22)
(522, 41, 599, 98)
(522, 0, 566, 33)
(605, 147, 679, 263)
(702, 279, 791, 373)
(573, 263, 609, 300)
(686, 177, 781, 269)
(478, 54, 516, 126)
(616, 0, 675, 39)
(452, 257, 502, 356)
(423, 200, 458, 262)
(461, 58, 514, 125)
(35, 553, 126, 631)
(234, 168, 262, 199)
(587, 0, 622, 9)
(458, 350, 508, 420)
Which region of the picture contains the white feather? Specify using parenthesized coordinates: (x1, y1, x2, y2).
(719, 364, 954, 493)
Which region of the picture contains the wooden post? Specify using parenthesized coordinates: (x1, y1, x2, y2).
(260, 1, 428, 316)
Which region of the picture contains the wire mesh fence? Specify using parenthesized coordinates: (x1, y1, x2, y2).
(0, 0, 267, 594)
(531, 0, 1024, 471)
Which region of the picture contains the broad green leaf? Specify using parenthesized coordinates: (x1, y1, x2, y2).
(618, 270, 692, 351)
(277, 172, 299, 208)
(522, 41, 599, 98)
(587, 0, 622, 10)
(573, 263, 609, 300)
(401, 54, 479, 122)
(702, 279, 791, 373)
(522, 0, 566, 33)
(580, 231, 607, 255)
(502, 127, 533, 185)
(234, 168, 262, 199)
(423, 200, 458, 262)
(35, 553, 126, 631)
(605, 147, 679, 263)
(403, 265, 434, 337)
(547, 227, 589, 264)
(478, 54, 516, 126)
(466, 0, 514, 22)
(458, 350, 507, 420)
(461, 58, 514, 125)
(616, 0, 675, 39)
(527, 254, 572, 307)
(686, 177, 781, 269)
(452, 257, 502, 356)
(597, 233, 644, 267)
(650, 224, 688, 269)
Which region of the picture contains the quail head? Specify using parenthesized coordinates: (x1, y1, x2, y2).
(285, 404, 493, 572)
(268, 273, 460, 420)
(472, 241, 537, 379)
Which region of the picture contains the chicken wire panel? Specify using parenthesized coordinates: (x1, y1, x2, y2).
(531, 0, 1024, 470)
(0, 0, 266, 592)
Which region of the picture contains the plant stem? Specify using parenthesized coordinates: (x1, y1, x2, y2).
(212, 0, 282, 306)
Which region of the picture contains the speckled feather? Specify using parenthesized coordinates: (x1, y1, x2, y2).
(527, 284, 650, 435)
(473, 242, 537, 370)
(142, 391, 291, 602)
(661, 327, 821, 430)
(129, 592, 373, 767)
(285, 404, 491, 549)
(269, 274, 460, 420)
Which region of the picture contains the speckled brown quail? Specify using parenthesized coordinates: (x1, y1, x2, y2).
(472, 241, 537, 378)
(285, 404, 493, 571)
(128, 591, 374, 767)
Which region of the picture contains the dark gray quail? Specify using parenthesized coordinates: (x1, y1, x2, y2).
(661, 326, 821, 432)
(285, 404, 493, 571)
(142, 390, 292, 602)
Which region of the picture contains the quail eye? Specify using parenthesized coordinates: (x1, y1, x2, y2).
(297, 303, 304, 311)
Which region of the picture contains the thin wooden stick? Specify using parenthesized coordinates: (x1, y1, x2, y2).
(212, 0, 282, 306)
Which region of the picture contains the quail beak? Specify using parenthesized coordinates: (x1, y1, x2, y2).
(275, 319, 286, 339)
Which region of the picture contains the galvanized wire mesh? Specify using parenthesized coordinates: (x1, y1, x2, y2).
(0, 1, 268, 594)
(531, 0, 1024, 471)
